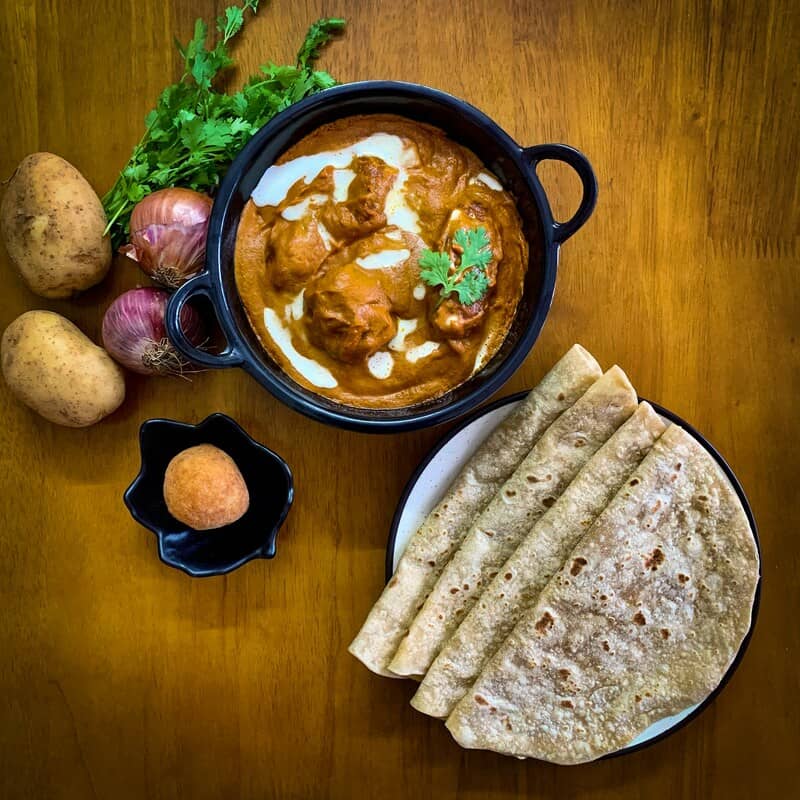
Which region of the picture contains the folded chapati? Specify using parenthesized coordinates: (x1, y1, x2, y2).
(412, 402, 667, 717)
(446, 424, 760, 764)
(388, 366, 638, 678)
(348, 345, 602, 676)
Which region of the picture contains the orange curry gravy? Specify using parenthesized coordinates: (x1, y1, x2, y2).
(234, 114, 527, 408)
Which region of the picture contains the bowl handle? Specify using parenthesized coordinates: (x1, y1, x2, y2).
(522, 144, 598, 245)
(166, 272, 244, 369)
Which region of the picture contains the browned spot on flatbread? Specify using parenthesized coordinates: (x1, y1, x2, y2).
(570, 557, 587, 576)
(633, 611, 647, 625)
(560, 700, 574, 708)
(693, 493, 711, 510)
(644, 547, 665, 571)
(542, 497, 556, 508)
(661, 628, 670, 639)
(602, 641, 610, 652)
(678, 573, 690, 584)
(535, 612, 554, 634)
(474, 694, 488, 706)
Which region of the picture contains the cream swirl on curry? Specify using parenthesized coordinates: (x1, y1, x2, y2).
(234, 114, 527, 408)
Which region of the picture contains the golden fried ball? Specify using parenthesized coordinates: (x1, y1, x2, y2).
(163, 444, 249, 530)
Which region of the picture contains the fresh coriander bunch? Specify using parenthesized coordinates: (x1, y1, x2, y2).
(103, 2, 344, 248)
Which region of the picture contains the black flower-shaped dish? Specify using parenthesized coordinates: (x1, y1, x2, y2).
(124, 413, 293, 577)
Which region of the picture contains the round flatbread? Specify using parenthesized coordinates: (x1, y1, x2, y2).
(389, 366, 638, 678)
(446, 424, 760, 764)
(349, 345, 602, 676)
(412, 402, 667, 718)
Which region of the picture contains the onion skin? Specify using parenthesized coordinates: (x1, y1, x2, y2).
(102, 287, 205, 376)
(120, 188, 213, 288)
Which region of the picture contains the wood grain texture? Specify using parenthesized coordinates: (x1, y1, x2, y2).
(0, 0, 797, 797)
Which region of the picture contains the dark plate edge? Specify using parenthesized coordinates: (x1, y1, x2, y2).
(384, 392, 762, 760)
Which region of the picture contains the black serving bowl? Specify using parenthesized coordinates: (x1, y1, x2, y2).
(166, 81, 598, 432)
(124, 413, 293, 577)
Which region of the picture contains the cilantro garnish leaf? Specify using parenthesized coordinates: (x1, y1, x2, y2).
(217, 6, 245, 42)
(297, 18, 346, 68)
(419, 226, 493, 306)
(418, 250, 452, 296)
(453, 227, 493, 271)
(102, 2, 345, 247)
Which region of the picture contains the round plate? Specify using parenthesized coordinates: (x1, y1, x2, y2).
(387, 392, 761, 758)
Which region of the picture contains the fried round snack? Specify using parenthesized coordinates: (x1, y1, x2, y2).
(163, 444, 249, 530)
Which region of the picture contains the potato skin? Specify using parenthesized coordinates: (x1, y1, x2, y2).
(163, 444, 250, 530)
(1, 310, 125, 427)
(0, 153, 111, 298)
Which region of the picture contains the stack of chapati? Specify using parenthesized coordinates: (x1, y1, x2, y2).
(349, 345, 760, 764)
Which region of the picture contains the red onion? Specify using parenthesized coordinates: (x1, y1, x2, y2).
(102, 287, 205, 376)
(120, 188, 213, 288)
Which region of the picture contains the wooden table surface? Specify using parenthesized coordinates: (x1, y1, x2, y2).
(1, 1, 797, 798)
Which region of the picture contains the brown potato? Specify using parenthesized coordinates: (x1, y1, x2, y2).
(1, 310, 125, 427)
(163, 444, 250, 530)
(0, 153, 111, 298)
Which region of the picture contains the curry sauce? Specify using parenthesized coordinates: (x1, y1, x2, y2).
(234, 114, 527, 408)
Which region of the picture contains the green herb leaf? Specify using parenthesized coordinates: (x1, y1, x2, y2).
(453, 227, 493, 272)
(419, 226, 493, 306)
(217, 6, 245, 42)
(418, 250, 453, 291)
(297, 17, 346, 68)
(454, 267, 489, 305)
(102, 3, 344, 247)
